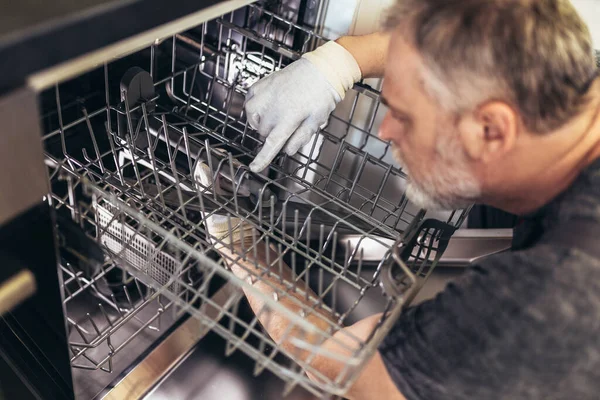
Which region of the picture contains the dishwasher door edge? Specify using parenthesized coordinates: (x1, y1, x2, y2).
(28, 0, 256, 92)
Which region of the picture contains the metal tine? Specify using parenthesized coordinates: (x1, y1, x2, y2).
(282, 22, 294, 46)
(122, 284, 135, 311)
(294, 212, 311, 251)
(258, 191, 264, 226)
(365, 92, 383, 134)
(203, 140, 218, 202)
(202, 74, 218, 125)
(304, 259, 310, 302)
(344, 236, 364, 276)
(356, 248, 364, 284)
(170, 34, 177, 89)
(392, 194, 410, 229)
(343, 92, 361, 140)
(162, 115, 189, 224)
(338, 286, 368, 326)
(330, 240, 352, 314)
(73, 321, 90, 345)
(280, 200, 287, 241)
(318, 268, 324, 305)
(66, 175, 79, 222)
(87, 313, 103, 338)
(104, 335, 115, 373)
(264, 234, 271, 277)
(219, 62, 240, 134)
(263, 12, 275, 39)
(250, 224, 259, 267)
(225, 297, 243, 356)
(216, 14, 225, 77)
(110, 293, 124, 317)
(227, 152, 240, 214)
(318, 223, 325, 262)
(290, 251, 298, 293)
(66, 315, 90, 335)
(103, 122, 126, 186)
(227, 213, 235, 254)
(98, 303, 113, 328)
(182, 126, 194, 175)
(346, 152, 369, 202)
(277, 243, 284, 284)
(293, 209, 299, 248)
(318, 225, 337, 269)
(200, 22, 206, 63)
(134, 278, 146, 301)
(239, 219, 246, 260)
(75, 352, 99, 370)
(104, 62, 113, 133)
(81, 107, 105, 174)
(156, 294, 165, 331)
(55, 85, 75, 170)
(370, 164, 392, 215)
(269, 195, 275, 233)
(282, 368, 302, 397)
(331, 276, 338, 315)
(324, 140, 346, 191)
(183, 47, 202, 115)
(141, 102, 165, 208)
(150, 43, 155, 78)
(301, 33, 311, 54)
(122, 89, 145, 196)
(183, 257, 210, 304)
(330, 231, 338, 271)
(253, 335, 268, 376)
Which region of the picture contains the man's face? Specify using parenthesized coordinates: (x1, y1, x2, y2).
(379, 33, 482, 210)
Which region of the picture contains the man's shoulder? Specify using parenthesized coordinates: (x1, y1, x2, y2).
(465, 235, 600, 307)
(480, 236, 600, 274)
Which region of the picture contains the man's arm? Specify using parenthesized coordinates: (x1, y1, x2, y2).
(215, 237, 404, 400)
(337, 32, 390, 78)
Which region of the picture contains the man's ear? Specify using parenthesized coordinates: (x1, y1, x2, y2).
(458, 101, 517, 163)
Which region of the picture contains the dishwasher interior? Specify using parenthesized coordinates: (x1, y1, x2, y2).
(39, 1, 468, 398)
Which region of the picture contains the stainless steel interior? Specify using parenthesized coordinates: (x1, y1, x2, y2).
(38, 1, 471, 398)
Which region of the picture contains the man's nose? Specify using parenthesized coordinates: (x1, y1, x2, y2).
(378, 112, 395, 142)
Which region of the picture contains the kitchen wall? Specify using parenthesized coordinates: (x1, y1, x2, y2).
(571, 0, 600, 48)
(323, 0, 599, 45)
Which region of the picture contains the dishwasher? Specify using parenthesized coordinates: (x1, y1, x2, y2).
(0, 1, 483, 399)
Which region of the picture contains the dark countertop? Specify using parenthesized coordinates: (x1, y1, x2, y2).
(0, 0, 225, 93)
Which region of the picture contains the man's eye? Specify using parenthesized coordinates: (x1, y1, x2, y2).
(394, 114, 408, 123)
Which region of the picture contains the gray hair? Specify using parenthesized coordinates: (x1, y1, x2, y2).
(384, 0, 598, 133)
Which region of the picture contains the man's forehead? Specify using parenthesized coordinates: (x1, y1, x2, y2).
(384, 34, 425, 99)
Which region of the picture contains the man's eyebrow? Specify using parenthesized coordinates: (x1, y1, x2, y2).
(380, 94, 410, 118)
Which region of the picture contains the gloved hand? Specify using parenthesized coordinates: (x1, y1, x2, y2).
(245, 41, 362, 173)
(194, 161, 252, 246)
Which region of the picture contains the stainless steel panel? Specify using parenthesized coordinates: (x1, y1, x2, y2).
(0, 88, 47, 226)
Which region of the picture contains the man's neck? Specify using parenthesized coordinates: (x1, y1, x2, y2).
(487, 82, 600, 215)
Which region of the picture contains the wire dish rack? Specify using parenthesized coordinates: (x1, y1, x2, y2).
(41, 1, 468, 397)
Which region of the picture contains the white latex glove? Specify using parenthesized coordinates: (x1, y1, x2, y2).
(245, 41, 362, 173)
(193, 162, 252, 246)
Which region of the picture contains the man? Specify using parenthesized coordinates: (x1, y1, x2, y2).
(202, 0, 600, 399)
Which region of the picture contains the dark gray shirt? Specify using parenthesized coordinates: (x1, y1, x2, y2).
(379, 157, 600, 400)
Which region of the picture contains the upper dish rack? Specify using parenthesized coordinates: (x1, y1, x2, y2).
(41, 1, 468, 397)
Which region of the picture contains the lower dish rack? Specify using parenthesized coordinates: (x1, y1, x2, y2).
(41, 2, 468, 398)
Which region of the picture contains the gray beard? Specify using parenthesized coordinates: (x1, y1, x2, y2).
(392, 137, 481, 211)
